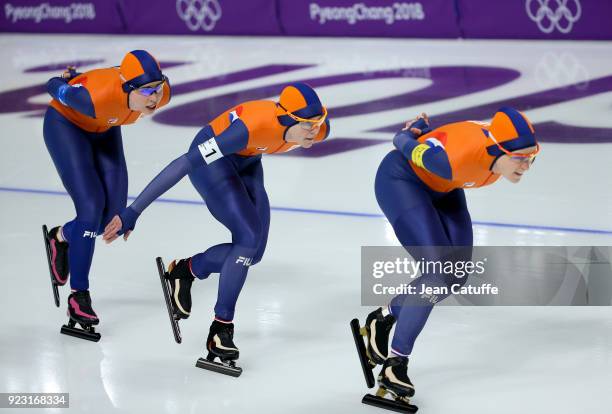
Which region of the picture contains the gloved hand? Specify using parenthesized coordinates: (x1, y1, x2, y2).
(402, 113, 432, 137)
(103, 206, 140, 243)
(61, 66, 80, 81)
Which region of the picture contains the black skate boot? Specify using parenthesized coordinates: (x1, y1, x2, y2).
(156, 257, 195, 344)
(167, 259, 195, 319)
(195, 320, 242, 377)
(361, 356, 417, 413)
(42, 225, 69, 307)
(364, 307, 396, 365)
(47, 226, 69, 285)
(350, 307, 396, 389)
(378, 356, 415, 398)
(351, 312, 417, 412)
(61, 290, 101, 342)
(207, 320, 239, 360)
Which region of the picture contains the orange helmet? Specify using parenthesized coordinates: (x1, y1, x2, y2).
(485, 107, 538, 160)
(120, 50, 164, 93)
(276, 83, 326, 126)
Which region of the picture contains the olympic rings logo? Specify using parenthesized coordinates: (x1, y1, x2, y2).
(534, 51, 590, 91)
(176, 0, 222, 32)
(525, 0, 581, 34)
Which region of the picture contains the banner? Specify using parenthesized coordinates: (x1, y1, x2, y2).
(1, 0, 125, 33)
(278, 0, 461, 38)
(458, 0, 612, 40)
(2, 0, 611, 39)
(122, 0, 282, 35)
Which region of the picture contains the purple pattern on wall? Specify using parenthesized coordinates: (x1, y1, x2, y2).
(24, 59, 105, 73)
(458, 0, 612, 40)
(286, 138, 385, 158)
(155, 66, 519, 126)
(375, 75, 612, 143)
(169, 65, 313, 96)
(0, 84, 46, 113)
(278, 0, 461, 38)
(159, 61, 192, 70)
(322, 67, 519, 118)
(23, 60, 188, 74)
(1, 0, 610, 39)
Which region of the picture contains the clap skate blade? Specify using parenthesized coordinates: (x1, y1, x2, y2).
(362, 387, 418, 413)
(42, 225, 60, 307)
(60, 319, 101, 342)
(350, 318, 376, 388)
(156, 257, 182, 344)
(195, 352, 242, 377)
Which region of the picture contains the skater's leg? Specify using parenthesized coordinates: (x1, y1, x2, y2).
(43, 108, 106, 292)
(384, 196, 473, 356)
(375, 152, 455, 357)
(188, 158, 262, 321)
(435, 188, 474, 290)
(436, 188, 473, 246)
(385, 208, 451, 357)
(92, 127, 128, 234)
(188, 159, 241, 279)
(188, 159, 269, 275)
(189, 244, 232, 279)
(240, 159, 270, 265)
(207, 182, 260, 322)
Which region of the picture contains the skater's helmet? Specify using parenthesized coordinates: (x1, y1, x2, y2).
(119, 50, 164, 93)
(276, 83, 328, 137)
(485, 107, 539, 162)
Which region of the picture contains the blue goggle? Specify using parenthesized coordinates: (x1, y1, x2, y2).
(135, 80, 165, 96)
(127, 75, 167, 96)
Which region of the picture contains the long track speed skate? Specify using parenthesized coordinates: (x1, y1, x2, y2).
(61, 291, 101, 342)
(61, 319, 101, 342)
(156, 257, 182, 344)
(195, 353, 242, 377)
(42, 225, 61, 307)
(351, 318, 418, 413)
(196, 320, 242, 377)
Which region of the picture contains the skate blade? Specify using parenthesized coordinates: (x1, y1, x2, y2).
(350, 318, 376, 388)
(156, 257, 182, 344)
(362, 393, 418, 413)
(60, 324, 101, 342)
(195, 357, 242, 377)
(42, 225, 60, 308)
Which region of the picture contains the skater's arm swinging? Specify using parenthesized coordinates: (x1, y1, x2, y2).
(102, 153, 194, 243)
(103, 119, 251, 243)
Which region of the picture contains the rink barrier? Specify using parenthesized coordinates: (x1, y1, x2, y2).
(1, 0, 611, 39)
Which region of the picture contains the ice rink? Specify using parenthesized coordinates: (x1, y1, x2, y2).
(1, 34, 611, 413)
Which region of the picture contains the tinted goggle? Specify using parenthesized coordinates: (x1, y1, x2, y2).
(281, 105, 328, 130)
(488, 131, 540, 163)
(127, 75, 167, 96)
(136, 77, 166, 96)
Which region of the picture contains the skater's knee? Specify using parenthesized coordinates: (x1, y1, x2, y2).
(75, 190, 106, 225)
(251, 244, 266, 266)
(97, 197, 127, 234)
(235, 219, 262, 249)
(251, 254, 262, 266)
